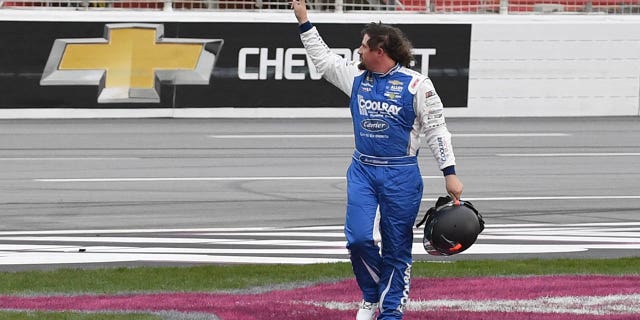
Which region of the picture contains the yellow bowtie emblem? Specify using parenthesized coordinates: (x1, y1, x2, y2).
(41, 23, 223, 103)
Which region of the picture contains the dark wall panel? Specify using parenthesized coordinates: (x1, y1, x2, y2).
(0, 21, 470, 108)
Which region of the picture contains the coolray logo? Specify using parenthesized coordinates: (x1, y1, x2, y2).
(357, 95, 402, 116)
(361, 119, 389, 132)
(40, 24, 223, 103)
(437, 136, 448, 164)
(398, 263, 412, 313)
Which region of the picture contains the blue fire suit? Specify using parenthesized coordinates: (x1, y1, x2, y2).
(299, 22, 457, 319)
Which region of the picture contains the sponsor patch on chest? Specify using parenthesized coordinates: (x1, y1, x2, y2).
(388, 85, 403, 92)
(361, 119, 389, 132)
(357, 95, 402, 117)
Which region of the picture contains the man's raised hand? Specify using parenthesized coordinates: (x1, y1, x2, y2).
(292, 0, 309, 25)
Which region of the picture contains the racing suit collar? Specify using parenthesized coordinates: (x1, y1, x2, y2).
(372, 63, 401, 78)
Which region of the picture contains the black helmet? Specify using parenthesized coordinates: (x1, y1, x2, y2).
(416, 196, 485, 256)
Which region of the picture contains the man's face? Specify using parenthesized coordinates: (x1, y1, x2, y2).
(357, 34, 375, 71)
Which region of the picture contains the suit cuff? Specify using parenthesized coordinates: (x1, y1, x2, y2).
(299, 21, 313, 33)
(442, 165, 456, 176)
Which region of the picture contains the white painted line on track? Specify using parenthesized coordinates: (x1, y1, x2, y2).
(0, 157, 139, 161)
(0, 244, 350, 255)
(319, 294, 640, 314)
(0, 244, 604, 256)
(10, 233, 637, 245)
(34, 176, 348, 182)
(0, 227, 277, 236)
(28, 173, 640, 203)
(555, 222, 640, 227)
(424, 195, 640, 201)
(209, 133, 570, 139)
(0, 251, 347, 265)
(34, 176, 442, 182)
(2, 222, 640, 265)
(0, 236, 347, 246)
(479, 235, 640, 243)
(195, 232, 345, 237)
(454, 133, 571, 137)
(2, 222, 638, 236)
(211, 134, 352, 138)
(498, 153, 640, 157)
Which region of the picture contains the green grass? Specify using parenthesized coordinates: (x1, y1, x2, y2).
(1, 257, 639, 295)
(412, 257, 640, 277)
(1, 258, 639, 320)
(0, 311, 161, 320)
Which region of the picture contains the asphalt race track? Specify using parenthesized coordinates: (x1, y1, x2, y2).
(0, 117, 639, 270)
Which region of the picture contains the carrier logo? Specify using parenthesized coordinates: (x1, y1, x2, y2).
(40, 24, 223, 103)
(361, 119, 389, 132)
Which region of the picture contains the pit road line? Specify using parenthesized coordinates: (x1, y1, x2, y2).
(209, 133, 570, 138)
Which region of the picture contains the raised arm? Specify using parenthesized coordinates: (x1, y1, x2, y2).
(292, 0, 362, 96)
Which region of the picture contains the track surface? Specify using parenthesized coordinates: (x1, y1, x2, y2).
(0, 117, 639, 270)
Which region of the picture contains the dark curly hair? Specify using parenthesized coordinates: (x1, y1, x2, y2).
(361, 22, 414, 68)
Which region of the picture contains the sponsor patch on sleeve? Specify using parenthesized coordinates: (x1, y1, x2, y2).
(410, 78, 421, 90)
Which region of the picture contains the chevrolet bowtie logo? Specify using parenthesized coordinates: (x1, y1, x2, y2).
(41, 23, 223, 103)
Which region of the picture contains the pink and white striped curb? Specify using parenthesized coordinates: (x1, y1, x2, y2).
(1, 275, 640, 319)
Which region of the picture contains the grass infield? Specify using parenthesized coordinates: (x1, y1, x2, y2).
(0, 257, 639, 295)
(1, 258, 639, 319)
(0, 311, 161, 320)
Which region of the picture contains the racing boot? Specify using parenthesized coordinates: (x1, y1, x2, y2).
(356, 300, 379, 320)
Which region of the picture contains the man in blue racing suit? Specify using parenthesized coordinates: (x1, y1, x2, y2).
(292, 1, 464, 319)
